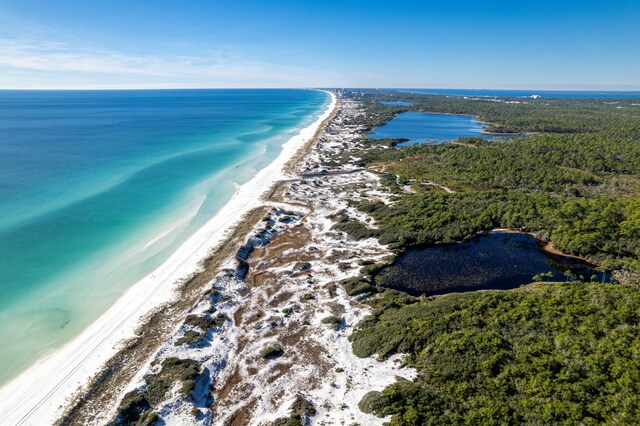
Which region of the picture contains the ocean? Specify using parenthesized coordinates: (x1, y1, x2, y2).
(0, 89, 329, 384)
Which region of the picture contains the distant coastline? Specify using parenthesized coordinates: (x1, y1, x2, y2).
(398, 88, 640, 99)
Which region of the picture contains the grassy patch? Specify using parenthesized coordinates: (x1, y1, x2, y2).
(174, 330, 205, 346)
(321, 315, 343, 330)
(113, 357, 200, 424)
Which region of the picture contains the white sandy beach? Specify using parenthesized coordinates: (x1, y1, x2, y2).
(0, 90, 336, 426)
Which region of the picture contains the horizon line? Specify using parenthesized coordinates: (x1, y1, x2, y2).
(1, 86, 640, 92)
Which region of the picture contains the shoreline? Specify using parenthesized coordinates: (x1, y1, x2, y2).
(489, 228, 598, 265)
(0, 90, 337, 425)
(70, 94, 413, 425)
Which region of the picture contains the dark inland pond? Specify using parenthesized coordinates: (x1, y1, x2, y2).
(375, 233, 610, 296)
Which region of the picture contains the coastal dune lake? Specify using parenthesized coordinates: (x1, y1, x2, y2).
(369, 111, 486, 145)
(0, 89, 329, 384)
(376, 233, 609, 296)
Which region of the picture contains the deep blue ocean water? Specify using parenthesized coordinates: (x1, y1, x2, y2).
(400, 88, 640, 99)
(0, 89, 329, 383)
(369, 111, 486, 145)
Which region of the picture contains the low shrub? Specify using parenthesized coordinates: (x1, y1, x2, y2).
(260, 344, 284, 359)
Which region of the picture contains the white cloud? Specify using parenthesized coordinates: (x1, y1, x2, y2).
(0, 39, 171, 76)
(0, 38, 378, 88)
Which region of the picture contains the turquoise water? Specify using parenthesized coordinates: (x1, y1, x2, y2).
(369, 111, 485, 145)
(0, 89, 329, 384)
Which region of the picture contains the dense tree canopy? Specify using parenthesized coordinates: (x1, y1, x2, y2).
(352, 283, 640, 425)
(351, 90, 640, 136)
(334, 91, 640, 274)
(337, 92, 640, 424)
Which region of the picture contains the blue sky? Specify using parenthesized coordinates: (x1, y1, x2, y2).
(0, 0, 638, 89)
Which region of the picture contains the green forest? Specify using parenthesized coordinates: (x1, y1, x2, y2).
(352, 284, 640, 425)
(337, 91, 640, 424)
(335, 91, 640, 274)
